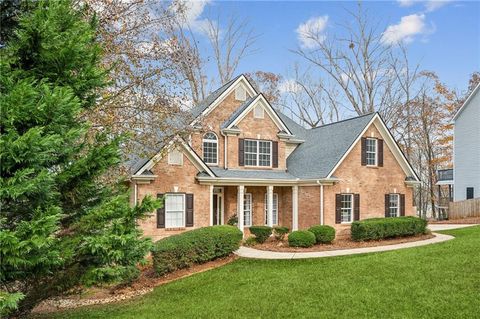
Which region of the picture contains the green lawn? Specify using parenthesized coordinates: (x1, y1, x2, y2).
(36, 227, 480, 319)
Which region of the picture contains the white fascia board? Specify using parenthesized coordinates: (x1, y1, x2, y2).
(326, 114, 419, 181)
(225, 94, 293, 135)
(190, 75, 257, 126)
(134, 137, 215, 178)
(453, 83, 480, 121)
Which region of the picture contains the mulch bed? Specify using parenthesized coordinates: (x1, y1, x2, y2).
(429, 217, 480, 224)
(32, 255, 238, 314)
(249, 234, 435, 253)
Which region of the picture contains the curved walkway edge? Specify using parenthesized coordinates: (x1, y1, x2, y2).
(235, 233, 454, 260)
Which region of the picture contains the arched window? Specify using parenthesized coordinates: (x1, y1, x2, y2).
(203, 132, 218, 164)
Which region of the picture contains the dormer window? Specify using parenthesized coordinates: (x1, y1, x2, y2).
(235, 85, 246, 101)
(203, 132, 218, 165)
(254, 104, 264, 119)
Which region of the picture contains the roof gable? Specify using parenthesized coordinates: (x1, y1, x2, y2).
(222, 94, 293, 135)
(453, 83, 480, 121)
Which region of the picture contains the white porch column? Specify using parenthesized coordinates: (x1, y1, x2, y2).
(267, 185, 274, 227)
(237, 185, 245, 233)
(292, 185, 299, 231)
(320, 184, 324, 225)
(209, 185, 214, 226)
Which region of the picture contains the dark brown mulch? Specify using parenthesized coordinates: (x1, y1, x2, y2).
(249, 234, 435, 253)
(32, 255, 237, 313)
(429, 217, 480, 224)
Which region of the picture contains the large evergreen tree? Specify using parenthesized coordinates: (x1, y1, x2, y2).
(0, 0, 158, 316)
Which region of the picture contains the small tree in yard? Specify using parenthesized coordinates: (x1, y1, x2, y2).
(0, 0, 158, 316)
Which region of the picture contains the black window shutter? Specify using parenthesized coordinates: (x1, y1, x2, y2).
(361, 137, 367, 166)
(335, 194, 342, 224)
(378, 139, 384, 167)
(385, 194, 390, 218)
(272, 141, 278, 168)
(157, 194, 165, 228)
(186, 194, 194, 227)
(400, 194, 405, 216)
(238, 138, 244, 166)
(354, 194, 360, 221)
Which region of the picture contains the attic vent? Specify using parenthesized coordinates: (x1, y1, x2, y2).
(254, 104, 264, 119)
(168, 148, 183, 165)
(235, 85, 246, 101)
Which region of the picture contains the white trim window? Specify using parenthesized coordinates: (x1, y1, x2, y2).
(244, 193, 252, 226)
(341, 194, 354, 223)
(168, 148, 183, 165)
(244, 139, 271, 167)
(165, 194, 185, 228)
(264, 193, 278, 225)
(202, 132, 218, 165)
(389, 194, 400, 217)
(366, 138, 377, 166)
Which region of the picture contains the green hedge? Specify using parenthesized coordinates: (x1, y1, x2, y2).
(351, 216, 427, 241)
(151, 225, 242, 276)
(249, 226, 272, 243)
(308, 225, 336, 244)
(288, 230, 316, 248)
(273, 226, 289, 240)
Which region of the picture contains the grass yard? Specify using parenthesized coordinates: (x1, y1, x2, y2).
(36, 227, 480, 319)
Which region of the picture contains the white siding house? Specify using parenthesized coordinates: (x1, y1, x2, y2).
(453, 84, 480, 201)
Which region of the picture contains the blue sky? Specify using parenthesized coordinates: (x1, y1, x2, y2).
(185, 0, 479, 94)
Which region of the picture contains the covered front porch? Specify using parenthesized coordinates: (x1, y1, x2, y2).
(207, 184, 300, 233)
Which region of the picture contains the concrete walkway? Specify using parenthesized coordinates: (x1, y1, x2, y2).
(235, 233, 454, 260)
(427, 224, 477, 231)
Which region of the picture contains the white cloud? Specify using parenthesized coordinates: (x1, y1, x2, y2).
(170, 0, 212, 34)
(397, 0, 416, 7)
(296, 16, 329, 49)
(279, 79, 302, 94)
(381, 14, 427, 45)
(425, 0, 452, 12)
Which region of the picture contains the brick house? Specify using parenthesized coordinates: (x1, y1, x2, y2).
(129, 75, 420, 241)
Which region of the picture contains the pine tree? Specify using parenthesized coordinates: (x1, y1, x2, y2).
(0, 0, 158, 316)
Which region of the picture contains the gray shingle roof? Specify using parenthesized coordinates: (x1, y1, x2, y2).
(207, 167, 297, 180)
(190, 75, 243, 119)
(286, 113, 376, 179)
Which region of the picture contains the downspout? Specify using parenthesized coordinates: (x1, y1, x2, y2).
(317, 181, 324, 225)
(221, 131, 228, 169)
(134, 182, 138, 206)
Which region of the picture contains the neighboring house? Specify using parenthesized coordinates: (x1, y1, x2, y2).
(452, 83, 480, 201)
(129, 75, 420, 240)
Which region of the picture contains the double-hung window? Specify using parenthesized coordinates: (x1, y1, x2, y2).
(243, 193, 252, 226)
(264, 193, 278, 225)
(244, 139, 271, 167)
(165, 194, 185, 228)
(203, 132, 218, 165)
(389, 194, 400, 217)
(366, 138, 377, 166)
(341, 194, 353, 223)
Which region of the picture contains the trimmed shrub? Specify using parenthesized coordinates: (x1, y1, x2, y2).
(273, 226, 289, 241)
(308, 225, 336, 244)
(151, 225, 242, 276)
(288, 230, 316, 248)
(249, 226, 272, 243)
(351, 216, 427, 241)
(244, 236, 257, 247)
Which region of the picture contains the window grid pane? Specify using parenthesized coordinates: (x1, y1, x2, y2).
(366, 138, 377, 165)
(258, 141, 271, 167)
(264, 193, 278, 225)
(244, 140, 258, 166)
(165, 195, 184, 228)
(341, 194, 353, 223)
(244, 194, 252, 226)
(389, 194, 399, 217)
(203, 133, 218, 164)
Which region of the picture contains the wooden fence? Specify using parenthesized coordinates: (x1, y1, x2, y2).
(448, 198, 480, 219)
